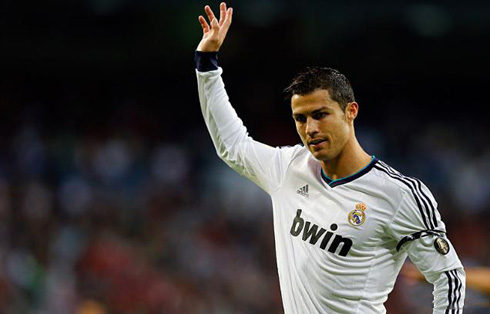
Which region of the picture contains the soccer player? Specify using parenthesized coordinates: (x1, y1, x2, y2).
(195, 3, 466, 313)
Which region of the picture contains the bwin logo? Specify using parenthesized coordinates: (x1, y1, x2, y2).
(290, 209, 353, 257)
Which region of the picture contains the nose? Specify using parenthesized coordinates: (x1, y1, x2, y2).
(306, 117, 319, 137)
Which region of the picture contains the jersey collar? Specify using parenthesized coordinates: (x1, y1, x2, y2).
(321, 156, 378, 188)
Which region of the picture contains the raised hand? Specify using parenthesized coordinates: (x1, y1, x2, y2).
(197, 2, 233, 52)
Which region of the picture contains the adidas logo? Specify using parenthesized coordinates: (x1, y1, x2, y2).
(297, 184, 309, 197)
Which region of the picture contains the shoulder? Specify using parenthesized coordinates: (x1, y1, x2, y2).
(372, 159, 433, 197)
(286, 145, 323, 169)
(276, 145, 320, 181)
(269, 144, 308, 174)
(277, 144, 308, 161)
(373, 159, 440, 230)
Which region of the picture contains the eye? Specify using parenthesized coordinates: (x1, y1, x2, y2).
(313, 112, 327, 120)
(294, 115, 306, 123)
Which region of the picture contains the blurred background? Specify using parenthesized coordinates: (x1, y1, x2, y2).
(0, 0, 489, 313)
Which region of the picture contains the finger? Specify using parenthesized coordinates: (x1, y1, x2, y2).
(210, 17, 219, 33)
(198, 15, 210, 33)
(204, 5, 217, 24)
(223, 7, 233, 28)
(219, 2, 227, 26)
(219, 8, 232, 40)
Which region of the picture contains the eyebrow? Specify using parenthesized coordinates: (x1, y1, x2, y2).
(292, 106, 329, 116)
(311, 107, 329, 114)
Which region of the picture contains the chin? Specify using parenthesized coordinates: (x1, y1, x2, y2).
(310, 150, 330, 161)
(310, 146, 339, 161)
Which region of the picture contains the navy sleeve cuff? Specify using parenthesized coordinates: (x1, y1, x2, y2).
(195, 51, 219, 72)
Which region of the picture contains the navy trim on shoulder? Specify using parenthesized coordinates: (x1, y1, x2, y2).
(195, 51, 219, 72)
(321, 156, 378, 188)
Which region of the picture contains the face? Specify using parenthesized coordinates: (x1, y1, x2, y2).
(291, 89, 357, 162)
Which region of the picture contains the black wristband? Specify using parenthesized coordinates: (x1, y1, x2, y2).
(194, 51, 219, 72)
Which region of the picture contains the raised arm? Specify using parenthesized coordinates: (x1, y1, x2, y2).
(194, 3, 299, 195)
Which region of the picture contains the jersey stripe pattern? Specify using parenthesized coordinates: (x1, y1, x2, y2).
(374, 161, 438, 230)
(445, 270, 464, 314)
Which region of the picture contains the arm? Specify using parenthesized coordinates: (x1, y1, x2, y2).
(403, 234, 465, 313)
(388, 182, 466, 313)
(195, 3, 298, 194)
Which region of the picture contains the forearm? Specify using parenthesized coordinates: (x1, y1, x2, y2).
(195, 52, 250, 170)
(194, 51, 295, 193)
(401, 231, 466, 313)
(431, 267, 466, 313)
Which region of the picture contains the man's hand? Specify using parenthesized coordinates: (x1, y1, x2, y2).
(197, 2, 233, 52)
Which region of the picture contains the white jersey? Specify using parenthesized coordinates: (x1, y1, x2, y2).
(196, 62, 465, 314)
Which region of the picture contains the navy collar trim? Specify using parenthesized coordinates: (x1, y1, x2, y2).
(321, 156, 378, 188)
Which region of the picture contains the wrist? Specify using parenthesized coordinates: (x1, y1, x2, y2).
(194, 51, 219, 72)
(196, 41, 220, 53)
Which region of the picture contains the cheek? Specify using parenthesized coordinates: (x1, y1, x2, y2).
(295, 125, 304, 137)
(296, 127, 308, 144)
(325, 120, 347, 140)
(333, 122, 351, 143)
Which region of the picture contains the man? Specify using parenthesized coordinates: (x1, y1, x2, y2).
(195, 3, 465, 313)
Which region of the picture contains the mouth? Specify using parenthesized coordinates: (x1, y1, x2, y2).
(307, 138, 327, 149)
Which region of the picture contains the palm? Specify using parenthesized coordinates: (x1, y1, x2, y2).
(197, 3, 233, 52)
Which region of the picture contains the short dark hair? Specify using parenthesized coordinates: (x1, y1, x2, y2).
(284, 67, 355, 111)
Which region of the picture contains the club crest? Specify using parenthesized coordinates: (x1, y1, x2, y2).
(434, 237, 450, 255)
(348, 203, 367, 226)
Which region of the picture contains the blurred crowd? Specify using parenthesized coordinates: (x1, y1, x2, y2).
(0, 116, 273, 313)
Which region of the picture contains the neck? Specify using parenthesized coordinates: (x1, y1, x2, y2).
(320, 136, 372, 180)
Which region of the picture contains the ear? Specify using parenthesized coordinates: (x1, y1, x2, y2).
(345, 102, 359, 121)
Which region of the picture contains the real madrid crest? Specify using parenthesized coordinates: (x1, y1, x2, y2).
(348, 203, 367, 226)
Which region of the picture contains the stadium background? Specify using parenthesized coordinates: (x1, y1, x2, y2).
(0, 0, 489, 313)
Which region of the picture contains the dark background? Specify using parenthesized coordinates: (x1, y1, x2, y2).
(0, 0, 489, 313)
